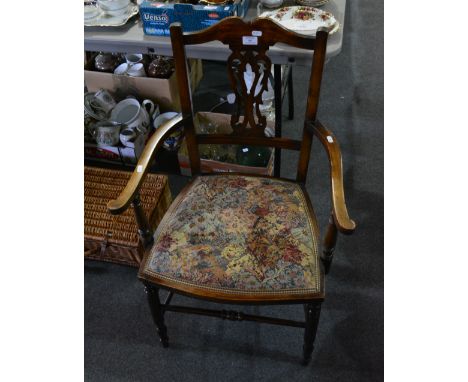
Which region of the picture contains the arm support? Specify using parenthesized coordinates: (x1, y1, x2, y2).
(311, 120, 356, 234)
(107, 114, 184, 215)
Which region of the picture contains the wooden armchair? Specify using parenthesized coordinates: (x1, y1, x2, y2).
(108, 17, 355, 365)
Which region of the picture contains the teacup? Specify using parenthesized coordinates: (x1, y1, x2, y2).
(125, 53, 143, 65)
(90, 120, 124, 146)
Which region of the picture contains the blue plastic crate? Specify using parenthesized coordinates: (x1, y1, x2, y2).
(140, 0, 249, 36)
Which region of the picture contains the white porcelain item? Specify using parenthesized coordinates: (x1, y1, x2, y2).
(114, 63, 128, 75)
(110, 98, 154, 133)
(84, 5, 100, 20)
(90, 120, 123, 146)
(93, 89, 116, 114)
(84, 4, 138, 27)
(153, 112, 183, 151)
(295, 0, 329, 6)
(97, 0, 130, 11)
(84, 92, 107, 121)
(259, 6, 338, 35)
(260, 0, 283, 9)
(142, 99, 159, 120)
(125, 53, 143, 65)
(119, 127, 138, 147)
(153, 112, 179, 130)
(127, 63, 146, 77)
(104, 5, 130, 17)
(113, 62, 146, 77)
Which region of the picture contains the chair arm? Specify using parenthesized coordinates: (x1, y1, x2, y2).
(310, 120, 356, 234)
(107, 114, 184, 215)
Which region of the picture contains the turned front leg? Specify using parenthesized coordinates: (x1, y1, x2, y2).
(321, 215, 338, 274)
(145, 284, 169, 348)
(303, 302, 322, 365)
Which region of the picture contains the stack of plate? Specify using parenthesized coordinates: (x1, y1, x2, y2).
(295, 0, 329, 7)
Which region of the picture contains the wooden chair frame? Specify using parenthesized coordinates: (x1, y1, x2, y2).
(107, 17, 355, 365)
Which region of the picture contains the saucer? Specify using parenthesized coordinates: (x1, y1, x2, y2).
(84, 4, 138, 27)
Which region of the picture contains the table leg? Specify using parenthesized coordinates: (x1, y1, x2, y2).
(274, 64, 282, 178)
(288, 62, 294, 120)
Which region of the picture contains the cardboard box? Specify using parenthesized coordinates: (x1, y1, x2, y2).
(140, 0, 250, 36)
(178, 112, 275, 176)
(84, 58, 203, 112)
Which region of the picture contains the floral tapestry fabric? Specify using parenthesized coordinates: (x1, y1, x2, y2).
(144, 175, 321, 294)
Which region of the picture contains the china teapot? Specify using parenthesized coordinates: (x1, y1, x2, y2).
(94, 52, 121, 73)
(110, 97, 156, 133)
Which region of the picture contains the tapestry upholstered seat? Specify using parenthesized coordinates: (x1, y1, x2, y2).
(139, 175, 322, 298)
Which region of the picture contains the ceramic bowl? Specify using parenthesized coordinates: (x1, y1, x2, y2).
(98, 0, 130, 11)
(261, 0, 283, 8)
(105, 5, 130, 17)
(153, 112, 183, 151)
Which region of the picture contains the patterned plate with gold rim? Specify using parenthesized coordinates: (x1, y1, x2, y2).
(259, 5, 338, 36)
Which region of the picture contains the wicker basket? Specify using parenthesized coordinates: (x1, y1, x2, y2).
(84, 166, 172, 267)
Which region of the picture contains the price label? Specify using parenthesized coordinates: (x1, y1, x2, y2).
(242, 36, 258, 46)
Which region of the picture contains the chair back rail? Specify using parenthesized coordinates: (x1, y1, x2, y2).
(169, 17, 329, 182)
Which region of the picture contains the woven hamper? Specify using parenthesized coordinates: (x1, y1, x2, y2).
(84, 166, 172, 267)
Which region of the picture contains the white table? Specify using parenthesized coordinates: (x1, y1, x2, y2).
(84, 0, 346, 66)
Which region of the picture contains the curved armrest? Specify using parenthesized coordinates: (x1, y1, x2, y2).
(311, 120, 356, 234)
(107, 114, 184, 215)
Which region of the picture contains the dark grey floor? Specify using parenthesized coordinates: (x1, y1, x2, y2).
(85, 1, 383, 380)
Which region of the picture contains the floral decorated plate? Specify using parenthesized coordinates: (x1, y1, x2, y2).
(259, 6, 339, 36)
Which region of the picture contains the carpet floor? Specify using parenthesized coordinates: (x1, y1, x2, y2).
(85, 0, 383, 380)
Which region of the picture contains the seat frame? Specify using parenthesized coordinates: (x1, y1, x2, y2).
(107, 17, 356, 365)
